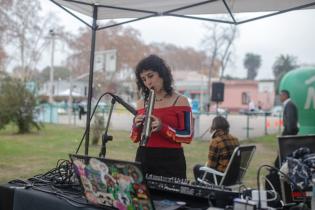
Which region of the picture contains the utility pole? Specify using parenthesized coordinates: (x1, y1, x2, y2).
(49, 29, 56, 104)
(68, 71, 73, 124)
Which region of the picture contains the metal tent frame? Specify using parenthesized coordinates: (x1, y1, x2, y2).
(50, 0, 315, 156)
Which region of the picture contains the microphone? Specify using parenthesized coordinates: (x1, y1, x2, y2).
(110, 94, 137, 116)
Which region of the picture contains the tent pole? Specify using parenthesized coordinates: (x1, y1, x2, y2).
(84, 5, 98, 156)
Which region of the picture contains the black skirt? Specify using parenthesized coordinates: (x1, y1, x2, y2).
(135, 146, 186, 179)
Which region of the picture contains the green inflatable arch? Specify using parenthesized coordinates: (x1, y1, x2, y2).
(280, 67, 315, 135)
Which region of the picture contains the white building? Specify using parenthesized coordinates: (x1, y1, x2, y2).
(39, 80, 88, 99)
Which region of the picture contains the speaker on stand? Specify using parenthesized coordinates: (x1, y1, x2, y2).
(211, 82, 225, 115)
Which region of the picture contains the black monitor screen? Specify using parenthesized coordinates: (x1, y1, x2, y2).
(278, 134, 315, 165)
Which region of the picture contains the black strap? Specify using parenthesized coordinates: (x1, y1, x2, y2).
(172, 95, 180, 106)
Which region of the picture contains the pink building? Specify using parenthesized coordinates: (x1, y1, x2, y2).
(218, 80, 275, 112)
(173, 70, 275, 112)
(219, 80, 257, 112)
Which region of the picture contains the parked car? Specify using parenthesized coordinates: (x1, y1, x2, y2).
(209, 106, 229, 115)
(216, 108, 229, 115)
(239, 108, 269, 116)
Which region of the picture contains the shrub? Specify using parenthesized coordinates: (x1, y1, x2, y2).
(0, 76, 40, 133)
(91, 115, 105, 145)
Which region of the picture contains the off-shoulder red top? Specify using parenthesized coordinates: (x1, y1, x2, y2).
(130, 106, 193, 148)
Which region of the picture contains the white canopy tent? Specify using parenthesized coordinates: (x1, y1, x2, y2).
(52, 0, 315, 24)
(50, 0, 315, 155)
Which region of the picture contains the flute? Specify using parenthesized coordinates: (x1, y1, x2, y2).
(140, 89, 155, 147)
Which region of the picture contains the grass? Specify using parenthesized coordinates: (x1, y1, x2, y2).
(0, 124, 278, 187)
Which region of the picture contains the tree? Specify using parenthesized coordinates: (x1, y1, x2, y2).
(37, 66, 70, 84)
(272, 54, 298, 93)
(3, 0, 58, 80)
(0, 0, 13, 71)
(149, 42, 209, 72)
(201, 22, 238, 108)
(0, 76, 40, 133)
(66, 22, 149, 77)
(0, 46, 6, 72)
(243, 53, 261, 80)
(223, 74, 242, 80)
(65, 22, 150, 98)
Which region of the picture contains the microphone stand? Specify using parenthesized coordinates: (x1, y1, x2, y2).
(99, 97, 115, 158)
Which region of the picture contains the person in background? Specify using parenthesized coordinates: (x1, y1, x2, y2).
(193, 116, 239, 183)
(130, 54, 193, 179)
(248, 100, 256, 112)
(280, 89, 299, 135)
(266, 90, 300, 208)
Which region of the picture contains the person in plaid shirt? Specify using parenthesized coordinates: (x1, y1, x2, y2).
(193, 116, 239, 182)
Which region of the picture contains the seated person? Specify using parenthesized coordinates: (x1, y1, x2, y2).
(193, 116, 239, 183)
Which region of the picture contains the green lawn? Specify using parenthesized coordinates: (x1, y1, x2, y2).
(0, 124, 278, 187)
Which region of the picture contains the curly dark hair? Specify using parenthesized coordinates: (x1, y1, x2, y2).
(211, 116, 230, 134)
(135, 54, 174, 100)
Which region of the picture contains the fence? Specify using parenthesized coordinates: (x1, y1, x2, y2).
(36, 103, 283, 140)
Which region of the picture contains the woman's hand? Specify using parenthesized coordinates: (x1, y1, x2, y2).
(133, 114, 145, 128)
(151, 115, 162, 132)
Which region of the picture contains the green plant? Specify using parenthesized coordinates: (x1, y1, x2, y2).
(0, 76, 40, 133)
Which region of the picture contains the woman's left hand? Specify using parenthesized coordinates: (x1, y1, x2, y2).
(151, 115, 162, 132)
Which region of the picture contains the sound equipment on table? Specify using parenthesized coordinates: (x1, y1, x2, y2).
(146, 174, 240, 201)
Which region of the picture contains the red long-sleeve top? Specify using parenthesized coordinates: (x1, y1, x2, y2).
(130, 106, 193, 148)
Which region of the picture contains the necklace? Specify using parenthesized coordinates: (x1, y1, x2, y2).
(155, 94, 167, 102)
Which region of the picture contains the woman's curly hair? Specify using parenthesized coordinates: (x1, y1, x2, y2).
(135, 54, 174, 100)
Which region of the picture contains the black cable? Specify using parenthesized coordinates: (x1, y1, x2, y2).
(7, 161, 88, 208)
(263, 177, 278, 204)
(8, 179, 30, 187)
(28, 176, 51, 185)
(256, 164, 307, 209)
(75, 92, 113, 154)
(31, 185, 90, 208)
(29, 159, 75, 188)
(22, 159, 88, 208)
(54, 159, 73, 185)
(51, 184, 82, 196)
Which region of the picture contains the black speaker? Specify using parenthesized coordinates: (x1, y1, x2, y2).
(211, 82, 224, 102)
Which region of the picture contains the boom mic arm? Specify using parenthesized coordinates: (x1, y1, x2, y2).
(140, 89, 155, 147)
(109, 93, 137, 116)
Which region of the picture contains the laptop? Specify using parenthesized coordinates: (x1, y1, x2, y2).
(69, 154, 184, 210)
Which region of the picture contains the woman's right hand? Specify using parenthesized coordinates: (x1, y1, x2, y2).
(133, 114, 145, 128)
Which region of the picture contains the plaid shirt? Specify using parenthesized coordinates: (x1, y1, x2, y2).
(207, 130, 239, 172)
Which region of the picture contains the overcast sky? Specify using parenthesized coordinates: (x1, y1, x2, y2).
(42, 1, 315, 80)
